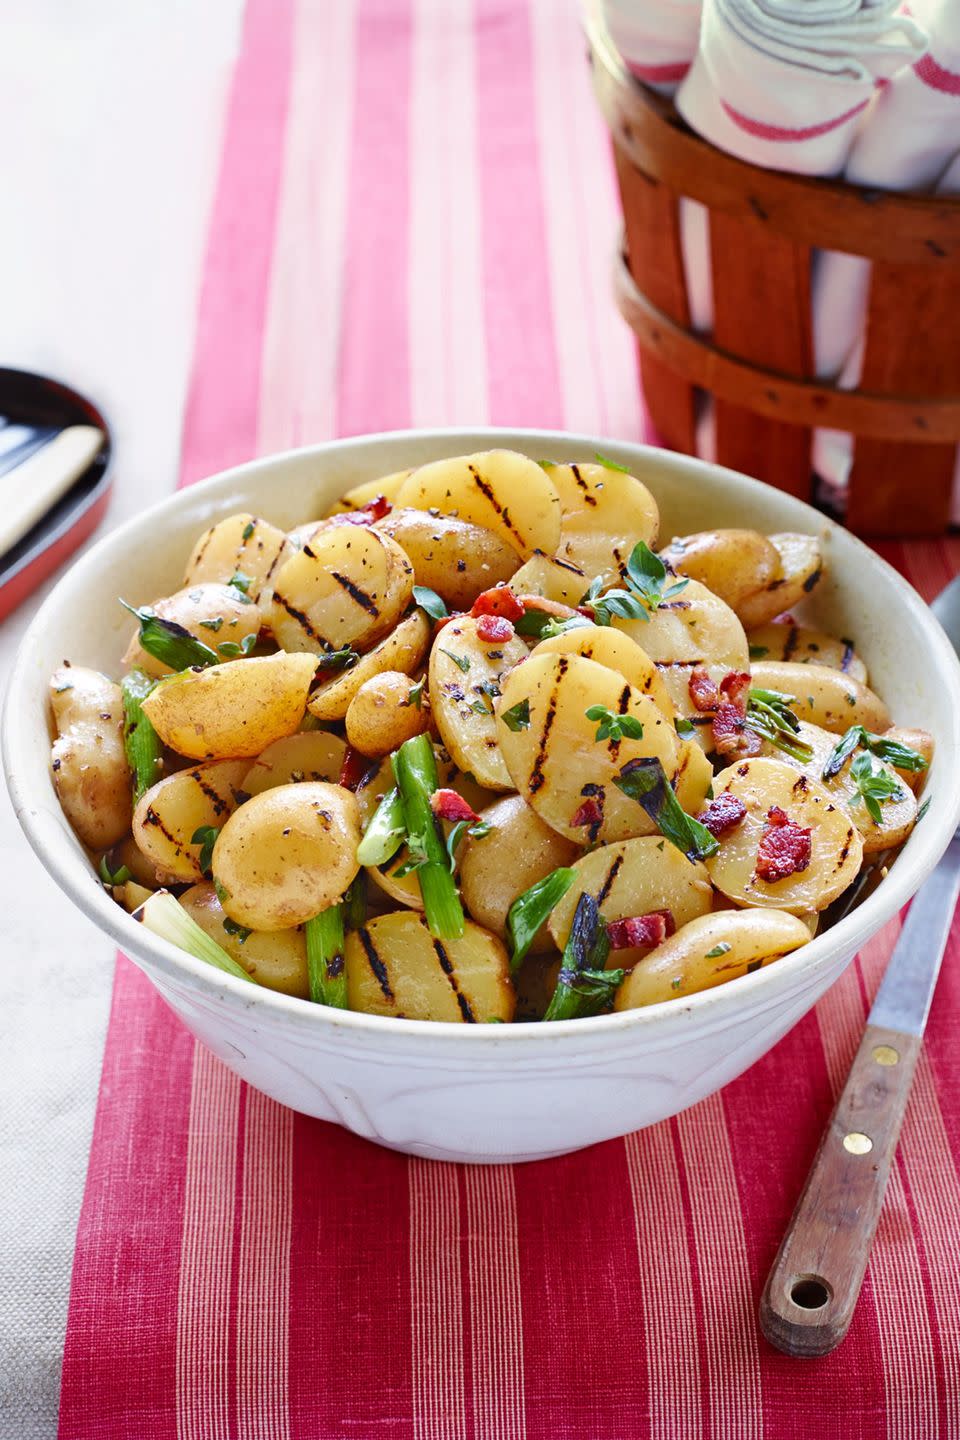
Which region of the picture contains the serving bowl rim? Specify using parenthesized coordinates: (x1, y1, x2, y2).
(7, 425, 960, 1047)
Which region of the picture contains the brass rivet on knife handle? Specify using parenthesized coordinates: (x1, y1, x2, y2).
(759, 1023, 923, 1358)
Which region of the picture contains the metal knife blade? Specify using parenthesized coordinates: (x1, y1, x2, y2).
(869, 830, 960, 1037)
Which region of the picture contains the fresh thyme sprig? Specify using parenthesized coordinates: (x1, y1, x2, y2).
(850, 752, 905, 824)
(581, 542, 689, 627)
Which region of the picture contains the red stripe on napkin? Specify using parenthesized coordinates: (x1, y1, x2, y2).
(720, 96, 871, 143)
(627, 60, 692, 85)
(914, 52, 960, 98)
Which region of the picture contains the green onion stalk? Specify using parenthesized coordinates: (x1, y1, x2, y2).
(392, 734, 465, 939)
(137, 890, 253, 983)
(305, 904, 348, 1008)
(121, 670, 164, 802)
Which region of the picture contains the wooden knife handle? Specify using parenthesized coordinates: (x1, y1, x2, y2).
(759, 1021, 922, 1358)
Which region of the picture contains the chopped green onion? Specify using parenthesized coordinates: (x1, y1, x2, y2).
(506, 867, 575, 972)
(392, 734, 465, 938)
(120, 600, 220, 671)
(705, 943, 731, 959)
(614, 757, 718, 862)
(136, 890, 253, 982)
(344, 875, 366, 931)
(593, 451, 630, 473)
(822, 725, 929, 781)
(412, 585, 448, 621)
(98, 854, 132, 888)
(191, 825, 219, 877)
(917, 796, 932, 823)
(356, 786, 407, 867)
(748, 644, 769, 660)
(306, 904, 348, 1008)
(121, 669, 163, 802)
(543, 892, 625, 1021)
(746, 688, 814, 763)
(500, 699, 530, 732)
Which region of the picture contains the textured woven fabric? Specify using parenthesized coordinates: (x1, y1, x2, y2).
(58, 1, 960, 1435)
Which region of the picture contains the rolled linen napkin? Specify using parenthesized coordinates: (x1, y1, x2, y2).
(676, 0, 926, 177)
(601, 0, 703, 91)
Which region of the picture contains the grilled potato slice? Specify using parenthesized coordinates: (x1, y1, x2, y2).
(756, 720, 917, 853)
(547, 837, 713, 965)
(50, 666, 133, 850)
(345, 671, 429, 758)
(241, 730, 347, 796)
(508, 551, 589, 606)
(749, 660, 890, 735)
(267, 523, 414, 654)
(541, 459, 659, 585)
(459, 794, 581, 950)
(674, 737, 714, 815)
(706, 757, 863, 913)
(429, 616, 528, 790)
(183, 513, 287, 602)
(735, 533, 823, 628)
(616, 909, 811, 1009)
(123, 582, 262, 679)
(659, 529, 782, 615)
(375, 508, 518, 608)
(534, 625, 674, 721)
(325, 469, 413, 514)
(179, 882, 308, 997)
(495, 652, 680, 843)
(212, 781, 360, 930)
(613, 578, 749, 733)
(396, 450, 561, 559)
(142, 652, 318, 760)
(344, 910, 514, 1022)
(132, 759, 249, 882)
(307, 610, 430, 722)
(746, 622, 867, 683)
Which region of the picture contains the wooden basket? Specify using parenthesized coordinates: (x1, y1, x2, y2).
(589, 23, 960, 537)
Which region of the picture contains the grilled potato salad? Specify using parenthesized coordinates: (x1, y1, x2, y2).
(50, 448, 932, 1024)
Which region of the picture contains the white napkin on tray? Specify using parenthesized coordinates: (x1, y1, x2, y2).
(600, 0, 703, 90)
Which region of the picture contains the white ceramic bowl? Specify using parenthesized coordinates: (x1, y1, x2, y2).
(7, 430, 960, 1164)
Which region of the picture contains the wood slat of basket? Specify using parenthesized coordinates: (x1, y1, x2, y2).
(614, 146, 697, 453)
(848, 262, 960, 535)
(709, 211, 813, 500)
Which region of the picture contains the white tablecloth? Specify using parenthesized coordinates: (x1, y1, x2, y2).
(0, 5, 242, 1432)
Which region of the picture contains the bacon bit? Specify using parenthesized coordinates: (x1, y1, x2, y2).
(698, 792, 748, 837)
(606, 910, 676, 951)
(689, 667, 721, 712)
(570, 796, 603, 829)
(756, 805, 812, 883)
(513, 595, 579, 621)
(719, 670, 751, 714)
(476, 614, 515, 644)
(711, 704, 763, 758)
(329, 494, 392, 526)
(339, 747, 374, 792)
(471, 586, 524, 622)
(433, 613, 459, 634)
(430, 788, 479, 824)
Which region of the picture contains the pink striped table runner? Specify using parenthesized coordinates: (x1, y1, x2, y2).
(58, 1, 960, 1435)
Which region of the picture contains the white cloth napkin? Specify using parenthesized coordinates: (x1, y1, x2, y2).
(601, 0, 703, 90)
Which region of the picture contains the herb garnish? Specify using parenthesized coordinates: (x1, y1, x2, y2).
(917, 796, 932, 823)
(543, 892, 625, 1021)
(413, 585, 448, 621)
(439, 648, 471, 673)
(675, 716, 696, 738)
(582, 541, 688, 627)
(501, 699, 531, 732)
(821, 725, 929, 781)
(191, 825, 220, 876)
(444, 819, 491, 872)
(613, 757, 719, 861)
(705, 942, 731, 959)
(241, 521, 256, 541)
(120, 599, 221, 672)
(506, 867, 575, 972)
(746, 688, 814, 763)
(748, 644, 769, 660)
(98, 855, 132, 888)
(216, 633, 257, 659)
(315, 645, 360, 674)
(514, 608, 591, 640)
(593, 451, 630, 473)
(222, 916, 252, 943)
(228, 571, 254, 599)
(585, 704, 644, 744)
(402, 676, 426, 709)
(849, 753, 904, 824)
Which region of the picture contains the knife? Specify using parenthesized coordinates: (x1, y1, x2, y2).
(759, 828, 960, 1357)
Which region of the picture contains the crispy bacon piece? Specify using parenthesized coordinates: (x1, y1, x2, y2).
(697, 792, 748, 837)
(430, 788, 480, 824)
(719, 670, 751, 714)
(606, 910, 676, 951)
(570, 796, 603, 830)
(339, 746, 374, 792)
(471, 586, 524, 622)
(688, 667, 721, 712)
(756, 805, 812, 883)
(711, 704, 762, 758)
(329, 495, 392, 526)
(476, 614, 515, 644)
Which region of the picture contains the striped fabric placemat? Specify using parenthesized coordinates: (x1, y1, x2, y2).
(58, 1, 960, 1435)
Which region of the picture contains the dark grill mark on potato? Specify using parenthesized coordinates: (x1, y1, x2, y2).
(143, 806, 183, 855)
(431, 937, 476, 1022)
(570, 462, 598, 507)
(840, 640, 855, 673)
(331, 570, 380, 617)
(467, 464, 526, 547)
(193, 775, 230, 816)
(273, 591, 326, 644)
(359, 927, 394, 1001)
(596, 852, 624, 906)
(803, 567, 822, 594)
(529, 656, 568, 794)
(616, 684, 631, 716)
(190, 526, 214, 571)
(837, 828, 855, 867)
(782, 625, 800, 662)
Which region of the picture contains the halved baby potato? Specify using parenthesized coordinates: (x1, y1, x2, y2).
(123, 582, 262, 679)
(658, 529, 782, 614)
(706, 757, 863, 913)
(132, 759, 249, 882)
(179, 882, 309, 997)
(50, 666, 132, 850)
(534, 625, 674, 722)
(495, 651, 680, 843)
(735, 533, 823, 628)
(345, 670, 429, 758)
(325, 469, 413, 514)
(756, 720, 917, 854)
(746, 622, 867, 684)
(241, 730, 347, 796)
(749, 660, 890, 735)
(674, 737, 714, 815)
(541, 460, 659, 584)
(547, 837, 713, 966)
(509, 551, 589, 606)
(429, 616, 529, 790)
(459, 794, 581, 950)
(212, 781, 360, 930)
(142, 652, 318, 760)
(307, 610, 430, 722)
(375, 508, 518, 609)
(183, 513, 287, 602)
(396, 450, 561, 559)
(615, 909, 811, 1009)
(344, 910, 514, 1022)
(268, 523, 414, 654)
